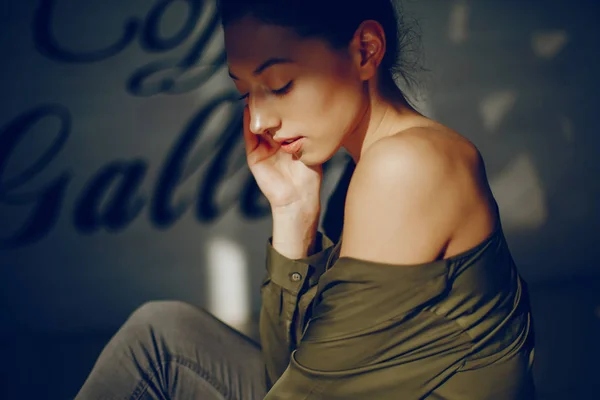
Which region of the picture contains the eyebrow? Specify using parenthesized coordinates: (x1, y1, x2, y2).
(228, 57, 294, 80)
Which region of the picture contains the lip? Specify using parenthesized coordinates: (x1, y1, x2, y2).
(279, 137, 305, 154)
(273, 136, 302, 144)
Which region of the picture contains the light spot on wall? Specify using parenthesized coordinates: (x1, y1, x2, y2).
(531, 30, 569, 59)
(449, 0, 470, 45)
(205, 237, 250, 329)
(479, 90, 518, 132)
(490, 153, 547, 230)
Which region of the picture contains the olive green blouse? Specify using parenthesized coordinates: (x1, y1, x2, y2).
(259, 227, 536, 399)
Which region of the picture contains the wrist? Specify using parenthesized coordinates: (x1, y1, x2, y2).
(271, 200, 320, 219)
(271, 209, 320, 259)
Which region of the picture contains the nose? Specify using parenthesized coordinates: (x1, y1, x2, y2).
(248, 93, 281, 135)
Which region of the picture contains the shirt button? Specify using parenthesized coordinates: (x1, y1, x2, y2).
(290, 272, 302, 282)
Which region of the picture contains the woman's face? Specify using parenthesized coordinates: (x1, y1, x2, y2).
(224, 16, 368, 165)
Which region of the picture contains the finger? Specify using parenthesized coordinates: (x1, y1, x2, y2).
(262, 130, 280, 150)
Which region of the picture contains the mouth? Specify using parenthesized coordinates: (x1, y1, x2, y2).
(279, 137, 305, 154)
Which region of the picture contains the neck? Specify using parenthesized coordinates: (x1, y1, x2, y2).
(342, 85, 421, 163)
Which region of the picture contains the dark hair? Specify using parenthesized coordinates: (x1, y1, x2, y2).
(217, 0, 423, 105)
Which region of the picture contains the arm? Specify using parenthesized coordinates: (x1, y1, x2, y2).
(265, 133, 486, 399)
(260, 208, 336, 387)
(260, 230, 336, 387)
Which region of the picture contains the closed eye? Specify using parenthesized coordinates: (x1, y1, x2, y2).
(272, 81, 293, 96)
(238, 81, 293, 101)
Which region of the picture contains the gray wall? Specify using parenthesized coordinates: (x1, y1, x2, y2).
(0, 0, 598, 338)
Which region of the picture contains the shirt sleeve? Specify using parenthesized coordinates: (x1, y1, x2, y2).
(263, 256, 474, 399)
(259, 231, 336, 388)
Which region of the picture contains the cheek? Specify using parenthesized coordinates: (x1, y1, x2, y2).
(294, 75, 363, 120)
(319, 78, 365, 133)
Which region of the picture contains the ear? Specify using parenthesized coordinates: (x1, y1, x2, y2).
(349, 20, 386, 81)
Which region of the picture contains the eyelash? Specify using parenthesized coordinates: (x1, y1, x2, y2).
(238, 81, 293, 101)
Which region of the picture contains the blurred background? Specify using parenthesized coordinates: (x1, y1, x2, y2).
(0, 0, 598, 398)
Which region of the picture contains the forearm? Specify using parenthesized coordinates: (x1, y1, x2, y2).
(271, 207, 320, 260)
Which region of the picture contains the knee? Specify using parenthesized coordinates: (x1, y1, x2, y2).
(91, 301, 207, 383)
(125, 300, 202, 329)
(110, 301, 205, 353)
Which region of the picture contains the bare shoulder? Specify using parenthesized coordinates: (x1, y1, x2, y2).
(339, 124, 496, 265)
(351, 123, 486, 213)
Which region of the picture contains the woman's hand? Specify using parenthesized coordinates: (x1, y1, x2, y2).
(243, 107, 322, 216)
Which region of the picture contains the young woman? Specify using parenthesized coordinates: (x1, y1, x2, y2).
(76, 0, 536, 398)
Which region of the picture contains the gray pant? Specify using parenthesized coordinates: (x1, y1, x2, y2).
(76, 301, 267, 400)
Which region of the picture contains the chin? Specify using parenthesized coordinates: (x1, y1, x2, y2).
(296, 149, 334, 167)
